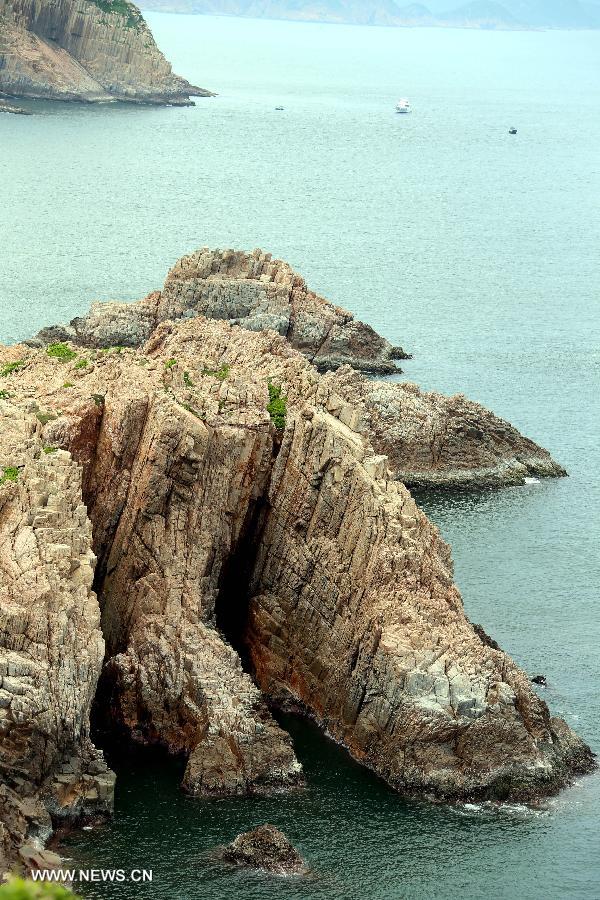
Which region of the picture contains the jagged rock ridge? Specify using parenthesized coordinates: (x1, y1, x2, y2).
(0, 0, 212, 104)
(0, 314, 594, 878)
(34, 247, 566, 488)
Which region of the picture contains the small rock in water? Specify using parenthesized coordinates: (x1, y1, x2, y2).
(531, 674, 547, 686)
(220, 824, 306, 875)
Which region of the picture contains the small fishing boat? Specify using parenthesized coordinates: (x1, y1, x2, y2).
(396, 98, 411, 114)
(509, 127, 518, 134)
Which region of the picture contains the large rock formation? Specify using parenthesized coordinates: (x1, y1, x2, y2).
(33, 248, 405, 374)
(323, 367, 566, 487)
(0, 0, 212, 104)
(31, 247, 565, 487)
(0, 281, 592, 874)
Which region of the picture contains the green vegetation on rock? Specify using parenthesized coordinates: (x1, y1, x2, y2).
(46, 343, 77, 363)
(1, 361, 24, 377)
(36, 412, 57, 425)
(0, 876, 80, 898)
(87, 0, 142, 29)
(267, 381, 287, 430)
(201, 364, 230, 381)
(0, 466, 19, 485)
(74, 359, 88, 369)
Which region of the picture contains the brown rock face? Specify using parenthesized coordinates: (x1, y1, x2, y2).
(0, 0, 212, 104)
(30, 248, 565, 487)
(33, 248, 400, 374)
(323, 367, 566, 487)
(0, 306, 592, 869)
(244, 406, 590, 800)
(0, 400, 114, 873)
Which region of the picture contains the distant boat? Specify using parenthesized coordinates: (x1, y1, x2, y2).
(509, 127, 518, 134)
(275, 106, 284, 111)
(396, 98, 411, 114)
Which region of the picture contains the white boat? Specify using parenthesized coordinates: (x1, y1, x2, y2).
(396, 98, 411, 114)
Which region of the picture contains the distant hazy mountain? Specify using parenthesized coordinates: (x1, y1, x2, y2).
(141, 0, 600, 28)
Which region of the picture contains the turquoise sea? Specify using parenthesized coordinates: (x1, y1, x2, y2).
(1, 15, 599, 899)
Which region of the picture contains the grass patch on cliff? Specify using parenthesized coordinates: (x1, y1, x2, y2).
(0, 389, 12, 399)
(36, 411, 57, 425)
(74, 358, 88, 369)
(201, 364, 230, 381)
(46, 343, 77, 363)
(267, 381, 287, 430)
(0, 466, 19, 485)
(87, 0, 142, 28)
(1, 360, 24, 377)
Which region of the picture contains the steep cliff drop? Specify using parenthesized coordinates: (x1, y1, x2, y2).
(0, 0, 212, 104)
(0, 265, 594, 877)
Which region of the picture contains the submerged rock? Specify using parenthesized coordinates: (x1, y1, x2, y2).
(221, 825, 306, 875)
(0, 0, 213, 105)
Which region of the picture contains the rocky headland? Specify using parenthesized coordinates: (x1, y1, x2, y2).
(0, 0, 212, 105)
(0, 252, 593, 876)
(34, 247, 566, 488)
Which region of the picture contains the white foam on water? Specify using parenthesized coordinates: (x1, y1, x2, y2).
(524, 477, 541, 484)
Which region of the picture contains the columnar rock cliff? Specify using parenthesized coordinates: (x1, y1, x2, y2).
(0, 0, 212, 104)
(0, 260, 592, 876)
(0, 400, 113, 874)
(35, 248, 566, 487)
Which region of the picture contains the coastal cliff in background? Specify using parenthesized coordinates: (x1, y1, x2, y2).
(0, 0, 212, 105)
(35, 247, 566, 488)
(0, 303, 594, 874)
(137, 0, 600, 30)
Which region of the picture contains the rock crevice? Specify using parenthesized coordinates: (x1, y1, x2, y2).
(0, 264, 592, 876)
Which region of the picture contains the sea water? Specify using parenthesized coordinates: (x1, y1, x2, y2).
(1, 15, 599, 898)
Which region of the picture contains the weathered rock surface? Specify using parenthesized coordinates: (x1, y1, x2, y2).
(220, 824, 306, 875)
(30, 248, 566, 487)
(324, 367, 566, 487)
(33, 248, 401, 374)
(0, 299, 592, 872)
(0, 399, 114, 875)
(0, 0, 212, 105)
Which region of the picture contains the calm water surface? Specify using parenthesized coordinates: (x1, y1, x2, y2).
(1, 15, 599, 899)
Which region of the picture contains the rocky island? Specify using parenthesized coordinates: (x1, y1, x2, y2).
(0, 0, 212, 105)
(0, 249, 594, 877)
